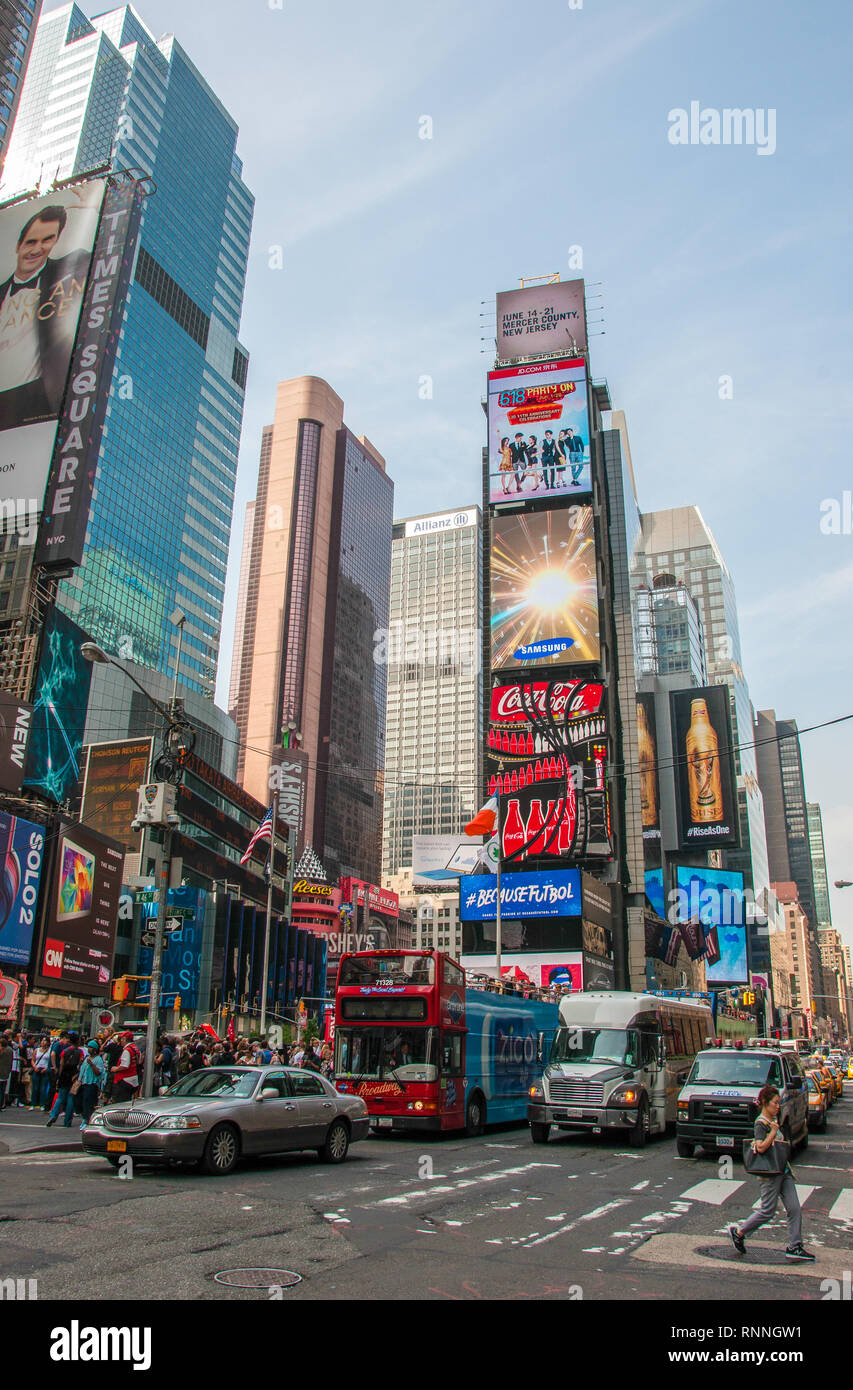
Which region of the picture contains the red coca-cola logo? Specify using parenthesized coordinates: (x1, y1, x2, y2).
(491, 681, 603, 723)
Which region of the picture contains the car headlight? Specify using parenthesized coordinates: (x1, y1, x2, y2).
(154, 1115, 202, 1130)
(86, 1112, 106, 1127)
(608, 1085, 640, 1107)
(529, 1083, 545, 1100)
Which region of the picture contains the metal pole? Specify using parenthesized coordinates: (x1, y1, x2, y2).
(495, 850, 502, 984)
(260, 799, 276, 1036)
(172, 620, 184, 702)
(142, 821, 172, 1098)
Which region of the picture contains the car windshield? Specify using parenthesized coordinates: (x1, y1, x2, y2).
(335, 1027, 438, 1081)
(688, 1053, 781, 1086)
(549, 1028, 639, 1067)
(338, 954, 435, 987)
(165, 1070, 258, 1099)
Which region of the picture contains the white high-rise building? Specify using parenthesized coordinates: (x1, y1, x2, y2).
(381, 507, 482, 881)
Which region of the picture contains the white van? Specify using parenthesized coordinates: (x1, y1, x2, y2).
(527, 991, 714, 1146)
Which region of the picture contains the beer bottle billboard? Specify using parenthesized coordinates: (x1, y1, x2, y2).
(669, 686, 738, 849)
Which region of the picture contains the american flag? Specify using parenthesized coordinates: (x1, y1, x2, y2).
(240, 805, 273, 866)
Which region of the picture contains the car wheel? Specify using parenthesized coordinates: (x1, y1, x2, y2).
(530, 1122, 550, 1144)
(796, 1122, 808, 1152)
(200, 1123, 239, 1176)
(320, 1120, 349, 1164)
(465, 1093, 486, 1138)
(676, 1138, 695, 1158)
(106, 1154, 121, 1168)
(630, 1097, 650, 1148)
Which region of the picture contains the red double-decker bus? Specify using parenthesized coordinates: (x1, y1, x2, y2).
(334, 949, 558, 1135)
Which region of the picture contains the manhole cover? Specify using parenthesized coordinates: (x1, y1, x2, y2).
(213, 1268, 302, 1289)
(696, 1244, 791, 1267)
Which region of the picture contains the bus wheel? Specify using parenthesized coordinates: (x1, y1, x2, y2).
(465, 1093, 486, 1138)
(530, 1122, 550, 1145)
(629, 1097, 650, 1148)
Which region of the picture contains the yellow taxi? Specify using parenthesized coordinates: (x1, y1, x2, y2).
(805, 1057, 835, 1106)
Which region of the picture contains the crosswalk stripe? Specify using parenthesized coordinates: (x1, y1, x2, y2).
(750, 1183, 818, 1210)
(828, 1190, 853, 1222)
(680, 1178, 745, 1205)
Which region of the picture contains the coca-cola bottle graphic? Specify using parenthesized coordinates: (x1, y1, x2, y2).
(558, 778, 578, 853)
(502, 730, 510, 753)
(544, 799, 561, 855)
(510, 768, 519, 791)
(526, 731, 534, 755)
(534, 759, 542, 782)
(518, 765, 527, 788)
(503, 798, 525, 858)
(525, 799, 546, 856)
(526, 763, 534, 785)
(510, 731, 519, 755)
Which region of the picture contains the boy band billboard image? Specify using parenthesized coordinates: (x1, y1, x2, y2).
(490, 506, 600, 670)
(487, 357, 590, 504)
(670, 685, 739, 849)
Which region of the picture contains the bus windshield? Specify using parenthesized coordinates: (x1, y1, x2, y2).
(335, 1026, 438, 1082)
(549, 1028, 639, 1067)
(338, 954, 435, 987)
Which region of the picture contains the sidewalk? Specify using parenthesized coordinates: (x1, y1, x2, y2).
(0, 1106, 85, 1155)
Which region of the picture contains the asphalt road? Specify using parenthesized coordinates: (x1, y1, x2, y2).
(1, 1095, 851, 1302)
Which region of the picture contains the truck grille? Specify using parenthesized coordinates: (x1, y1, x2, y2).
(549, 1080, 604, 1105)
(693, 1099, 756, 1135)
(104, 1109, 156, 1131)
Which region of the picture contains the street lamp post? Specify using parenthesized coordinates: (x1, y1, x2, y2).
(81, 637, 195, 1099)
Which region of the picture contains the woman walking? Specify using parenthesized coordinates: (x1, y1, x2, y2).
(729, 1085, 815, 1261)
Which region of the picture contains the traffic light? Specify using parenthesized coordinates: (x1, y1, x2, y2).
(742, 989, 756, 1007)
(173, 996, 181, 1012)
(111, 976, 137, 1003)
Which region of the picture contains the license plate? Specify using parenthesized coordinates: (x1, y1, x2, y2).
(565, 1107, 582, 1118)
(106, 1140, 126, 1153)
(716, 1136, 735, 1149)
(374, 1118, 392, 1129)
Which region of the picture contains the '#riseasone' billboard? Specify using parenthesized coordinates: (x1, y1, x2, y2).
(0, 181, 107, 507)
(487, 358, 590, 504)
(490, 506, 600, 671)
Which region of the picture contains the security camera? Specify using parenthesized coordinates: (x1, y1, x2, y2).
(131, 819, 142, 833)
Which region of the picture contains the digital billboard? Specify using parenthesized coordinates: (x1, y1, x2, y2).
(676, 865, 748, 984)
(22, 607, 93, 805)
(487, 358, 590, 504)
(670, 686, 738, 848)
(38, 820, 124, 995)
(0, 811, 46, 966)
(81, 738, 152, 853)
(36, 176, 145, 571)
(495, 280, 586, 362)
(490, 506, 600, 671)
(487, 677, 610, 859)
(412, 834, 494, 886)
(0, 180, 107, 507)
(636, 693, 661, 847)
(137, 886, 206, 1010)
(460, 868, 581, 922)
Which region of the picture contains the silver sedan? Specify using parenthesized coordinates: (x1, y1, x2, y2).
(82, 1066, 369, 1175)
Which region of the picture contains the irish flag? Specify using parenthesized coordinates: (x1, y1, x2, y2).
(465, 796, 498, 837)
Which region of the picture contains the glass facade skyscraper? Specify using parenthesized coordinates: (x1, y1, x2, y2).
(381, 507, 482, 881)
(3, 4, 253, 696)
(806, 802, 832, 931)
(0, 0, 41, 177)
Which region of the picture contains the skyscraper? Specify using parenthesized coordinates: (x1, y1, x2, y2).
(0, 0, 42, 178)
(755, 711, 816, 929)
(806, 801, 832, 931)
(2, 4, 253, 698)
(381, 506, 482, 881)
(234, 376, 394, 886)
(640, 507, 770, 904)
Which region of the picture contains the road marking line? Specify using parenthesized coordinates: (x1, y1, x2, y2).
(750, 1184, 818, 1210)
(828, 1190, 853, 1222)
(631, 1180, 650, 1190)
(371, 1162, 561, 1207)
(523, 1199, 632, 1248)
(680, 1179, 745, 1205)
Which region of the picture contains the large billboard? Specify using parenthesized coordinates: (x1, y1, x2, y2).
(487, 678, 610, 859)
(37, 820, 124, 994)
(36, 176, 145, 571)
(670, 686, 738, 849)
(0, 181, 107, 506)
(676, 865, 748, 985)
(636, 693, 661, 848)
(487, 358, 590, 504)
(22, 607, 93, 805)
(496, 281, 586, 362)
(460, 868, 582, 922)
(81, 738, 152, 853)
(490, 506, 600, 671)
(137, 886, 206, 1010)
(271, 748, 309, 856)
(412, 833, 494, 887)
(0, 811, 46, 967)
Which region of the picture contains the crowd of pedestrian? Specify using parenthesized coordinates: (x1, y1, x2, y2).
(0, 1025, 333, 1128)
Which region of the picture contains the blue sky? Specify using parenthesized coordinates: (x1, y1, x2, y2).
(55, 1, 853, 950)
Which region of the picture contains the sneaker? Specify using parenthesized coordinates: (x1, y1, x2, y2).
(785, 1245, 816, 1262)
(728, 1224, 746, 1255)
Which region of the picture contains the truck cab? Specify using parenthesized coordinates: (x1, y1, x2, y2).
(675, 1040, 809, 1157)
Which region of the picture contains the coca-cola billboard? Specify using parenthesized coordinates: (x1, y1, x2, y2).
(490, 679, 604, 728)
